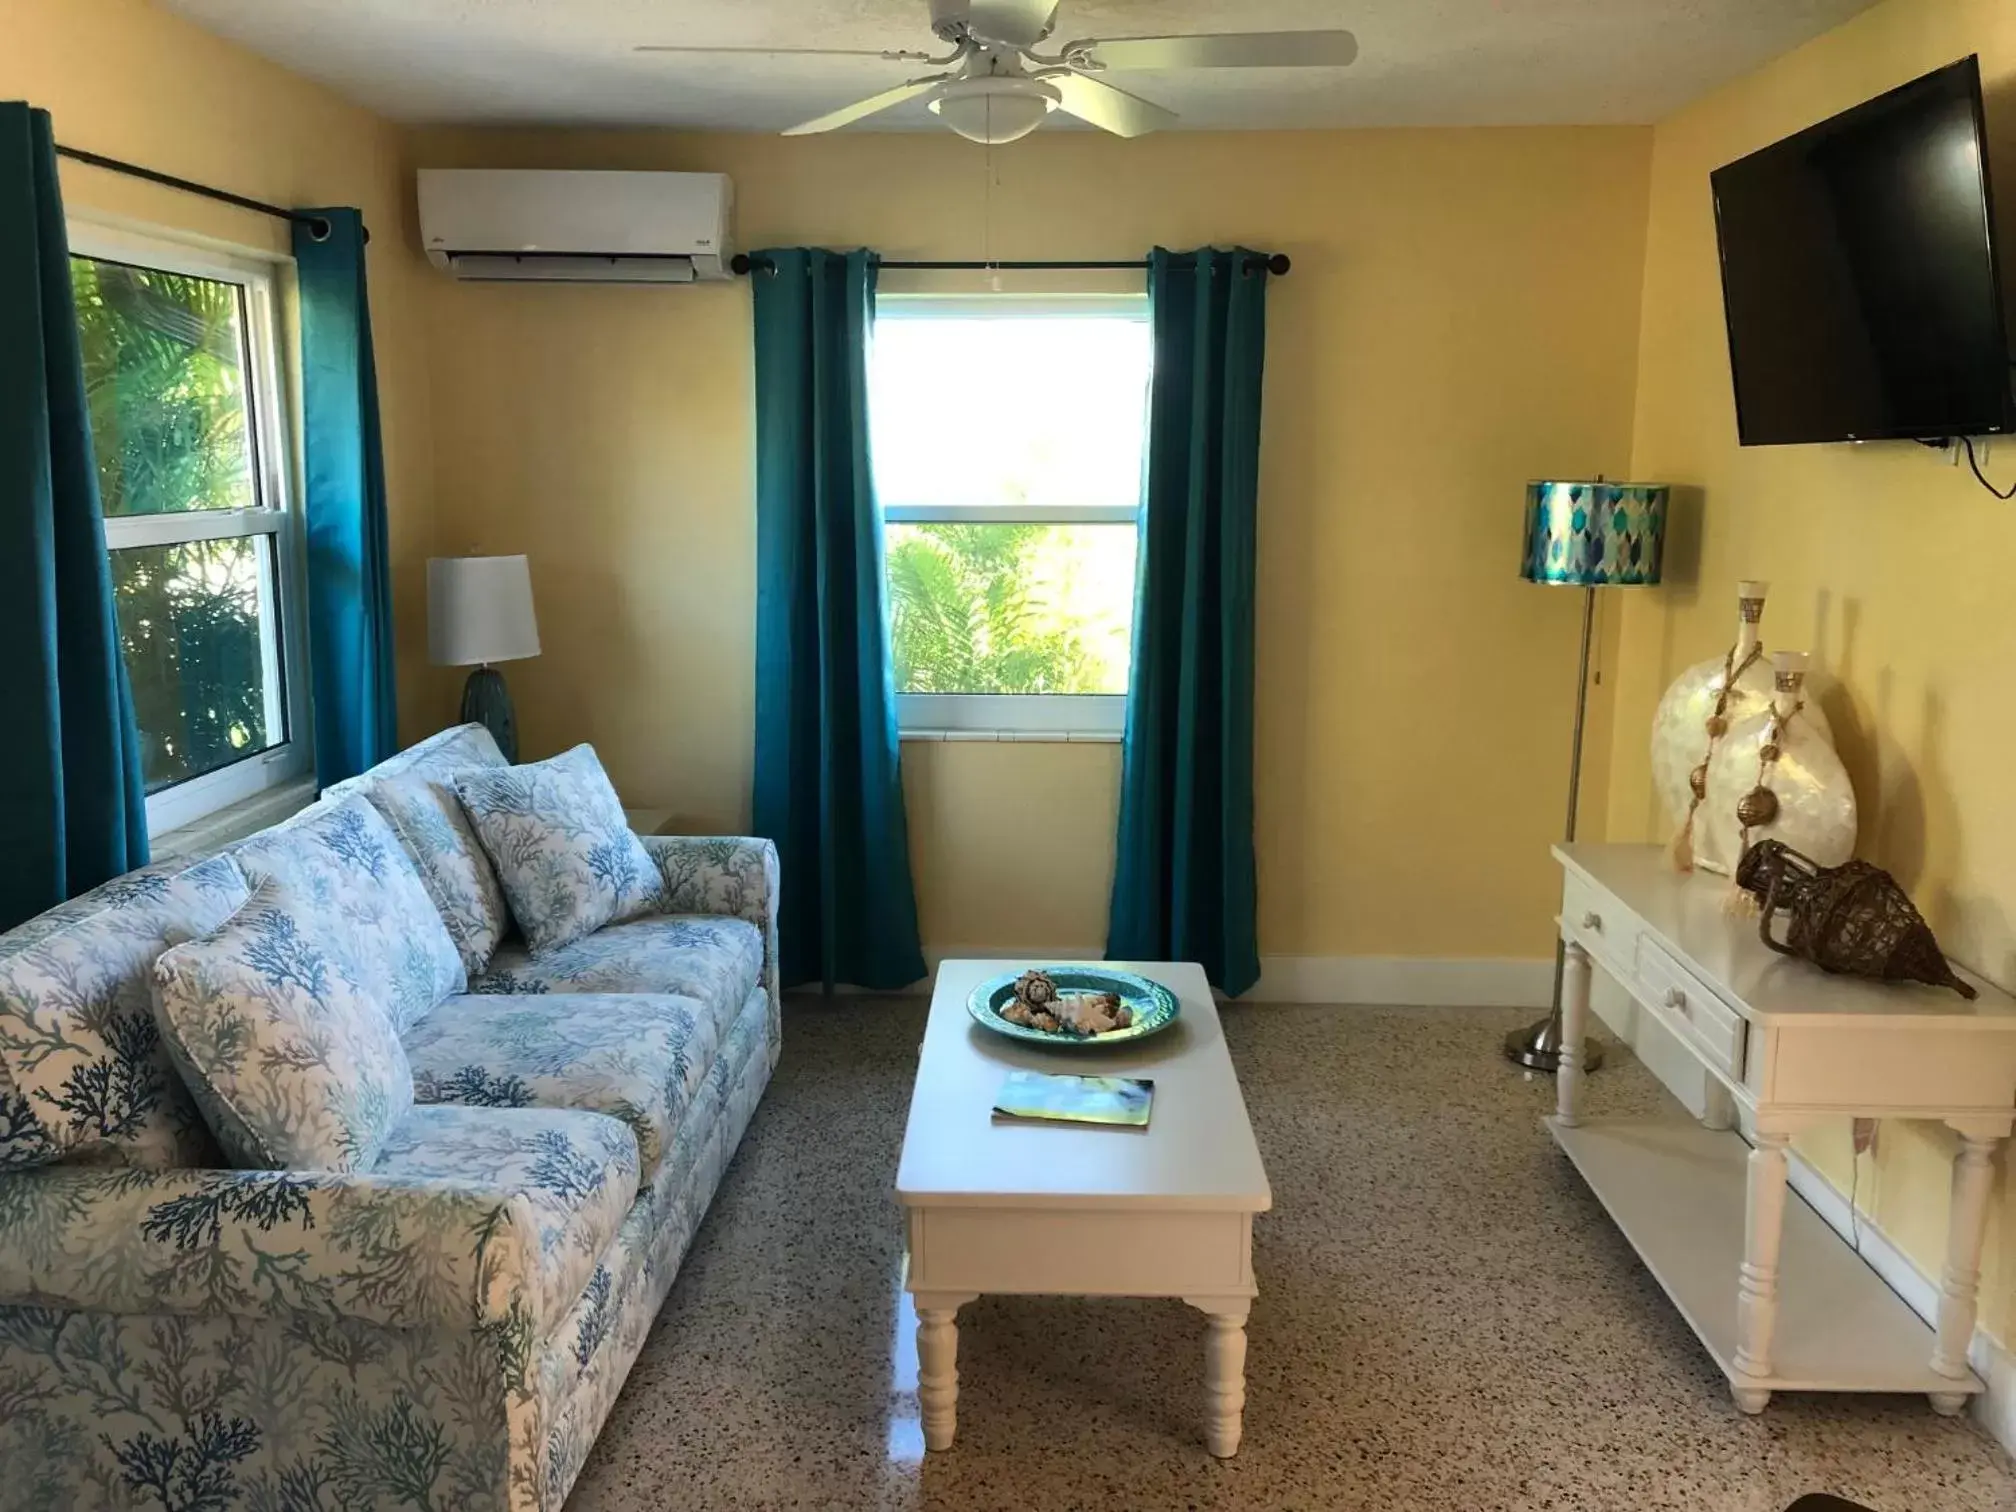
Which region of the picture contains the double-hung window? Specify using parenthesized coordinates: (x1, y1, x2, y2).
(869, 295, 1151, 737)
(69, 225, 312, 835)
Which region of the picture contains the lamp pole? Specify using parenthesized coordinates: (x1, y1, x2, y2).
(1503, 583, 1605, 1073)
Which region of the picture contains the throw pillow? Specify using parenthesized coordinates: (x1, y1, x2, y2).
(367, 771, 512, 977)
(152, 875, 415, 1172)
(454, 744, 668, 955)
(231, 795, 466, 1033)
(0, 854, 246, 1171)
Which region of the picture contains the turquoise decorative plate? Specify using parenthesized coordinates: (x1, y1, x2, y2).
(966, 967, 1181, 1048)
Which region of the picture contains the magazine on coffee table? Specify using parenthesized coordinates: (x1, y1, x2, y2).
(992, 1071, 1154, 1128)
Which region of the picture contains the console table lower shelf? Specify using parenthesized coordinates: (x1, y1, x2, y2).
(1549, 1114, 1980, 1406)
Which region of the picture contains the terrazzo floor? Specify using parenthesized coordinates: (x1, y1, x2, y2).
(566, 1000, 2014, 1511)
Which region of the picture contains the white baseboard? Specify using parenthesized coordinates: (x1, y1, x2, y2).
(1785, 1151, 2015, 1458)
(887, 951, 1555, 1008)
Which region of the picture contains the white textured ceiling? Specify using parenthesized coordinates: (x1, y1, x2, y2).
(160, 0, 1881, 130)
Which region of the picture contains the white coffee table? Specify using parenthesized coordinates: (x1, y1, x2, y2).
(896, 960, 1272, 1457)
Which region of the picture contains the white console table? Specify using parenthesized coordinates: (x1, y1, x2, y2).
(1549, 842, 2016, 1414)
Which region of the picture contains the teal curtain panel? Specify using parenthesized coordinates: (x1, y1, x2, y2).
(749, 248, 926, 991)
(0, 103, 149, 931)
(1107, 247, 1272, 996)
(293, 208, 397, 789)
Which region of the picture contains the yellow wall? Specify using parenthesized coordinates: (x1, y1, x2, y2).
(413, 124, 1654, 957)
(13, 0, 2010, 1394)
(1608, 0, 2016, 1342)
(6, 0, 443, 743)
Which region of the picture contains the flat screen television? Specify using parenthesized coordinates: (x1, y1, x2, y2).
(1711, 56, 2013, 445)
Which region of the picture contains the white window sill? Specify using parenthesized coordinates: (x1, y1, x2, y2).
(150, 776, 320, 862)
(900, 729, 1122, 744)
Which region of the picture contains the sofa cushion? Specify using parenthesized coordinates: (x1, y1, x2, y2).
(453, 744, 668, 954)
(473, 914, 762, 1007)
(371, 1102, 639, 1339)
(152, 875, 416, 1172)
(367, 769, 512, 978)
(0, 857, 208, 962)
(0, 854, 245, 1171)
(318, 720, 507, 805)
(405, 991, 734, 1185)
(231, 795, 465, 1034)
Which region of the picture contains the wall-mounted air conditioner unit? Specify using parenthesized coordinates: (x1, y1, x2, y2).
(417, 169, 733, 284)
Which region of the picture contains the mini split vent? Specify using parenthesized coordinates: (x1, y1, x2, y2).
(417, 169, 733, 284)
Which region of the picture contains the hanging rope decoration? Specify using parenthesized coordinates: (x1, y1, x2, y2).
(1724, 665, 1803, 917)
(1668, 636, 1765, 871)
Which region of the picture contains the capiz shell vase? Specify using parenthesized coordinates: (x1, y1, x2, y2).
(1650, 580, 1833, 834)
(1697, 651, 1857, 875)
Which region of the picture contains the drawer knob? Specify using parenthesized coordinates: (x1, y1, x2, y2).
(1664, 987, 1686, 1012)
(1580, 911, 1603, 931)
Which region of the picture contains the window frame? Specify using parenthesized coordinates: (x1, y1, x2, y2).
(67, 220, 315, 837)
(872, 293, 1149, 739)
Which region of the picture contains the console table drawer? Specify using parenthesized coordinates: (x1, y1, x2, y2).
(1636, 937, 1747, 1079)
(1562, 870, 1634, 973)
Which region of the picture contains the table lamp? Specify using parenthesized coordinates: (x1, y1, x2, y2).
(1504, 479, 1667, 1074)
(428, 554, 540, 762)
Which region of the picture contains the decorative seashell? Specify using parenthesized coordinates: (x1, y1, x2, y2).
(1013, 969, 1058, 1007)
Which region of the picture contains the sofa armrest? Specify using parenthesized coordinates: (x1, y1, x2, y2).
(641, 835, 781, 1050)
(0, 1165, 545, 1350)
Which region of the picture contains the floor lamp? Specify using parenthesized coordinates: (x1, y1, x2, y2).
(1503, 479, 1667, 1073)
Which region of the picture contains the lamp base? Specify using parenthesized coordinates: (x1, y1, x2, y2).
(1503, 1013, 1605, 1075)
(460, 666, 518, 763)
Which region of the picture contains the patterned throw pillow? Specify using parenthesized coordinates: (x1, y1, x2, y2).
(232, 795, 466, 1033)
(453, 745, 668, 955)
(152, 875, 415, 1172)
(368, 771, 512, 977)
(0, 855, 246, 1171)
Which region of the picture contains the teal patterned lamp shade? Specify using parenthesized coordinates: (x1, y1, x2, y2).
(1521, 480, 1667, 587)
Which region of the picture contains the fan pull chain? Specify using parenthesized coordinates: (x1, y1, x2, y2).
(984, 130, 1002, 291)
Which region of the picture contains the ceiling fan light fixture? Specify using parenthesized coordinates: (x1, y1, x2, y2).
(929, 76, 1060, 144)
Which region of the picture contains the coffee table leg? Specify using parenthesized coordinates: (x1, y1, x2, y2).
(914, 1291, 977, 1451)
(1186, 1296, 1252, 1457)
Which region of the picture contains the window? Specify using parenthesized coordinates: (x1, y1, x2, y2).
(69, 225, 311, 835)
(870, 295, 1150, 736)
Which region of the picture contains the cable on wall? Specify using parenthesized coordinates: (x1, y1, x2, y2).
(1962, 435, 2016, 499)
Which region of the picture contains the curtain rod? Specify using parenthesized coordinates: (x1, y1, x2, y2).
(53, 145, 356, 243)
(730, 252, 1290, 277)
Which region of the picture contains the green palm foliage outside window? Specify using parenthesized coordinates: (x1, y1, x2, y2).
(886, 521, 1135, 695)
(72, 257, 279, 793)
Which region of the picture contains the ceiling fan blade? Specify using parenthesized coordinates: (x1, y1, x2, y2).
(966, 0, 1059, 48)
(782, 76, 950, 136)
(636, 45, 940, 61)
(1076, 30, 1360, 71)
(1050, 72, 1177, 139)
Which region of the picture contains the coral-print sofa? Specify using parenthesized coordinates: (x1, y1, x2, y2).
(0, 725, 779, 1511)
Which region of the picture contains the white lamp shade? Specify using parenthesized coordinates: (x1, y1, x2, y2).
(428, 555, 541, 666)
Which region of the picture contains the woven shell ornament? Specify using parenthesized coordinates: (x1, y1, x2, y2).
(1012, 969, 1059, 1008)
(1735, 840, 1977, 999)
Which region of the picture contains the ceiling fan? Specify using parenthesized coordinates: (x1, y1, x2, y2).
(636, 0, 1360, 145)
